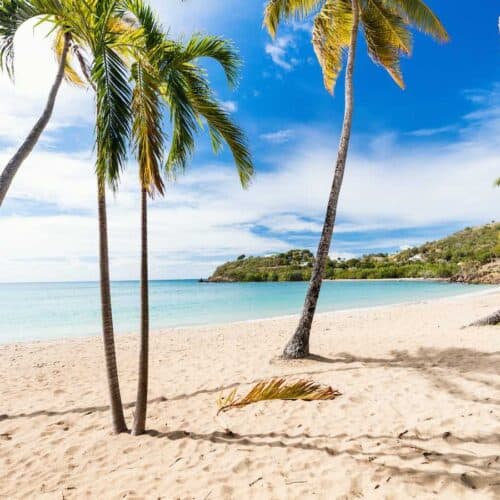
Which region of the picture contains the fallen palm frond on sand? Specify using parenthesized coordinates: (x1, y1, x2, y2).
(217, 377, 341, 415)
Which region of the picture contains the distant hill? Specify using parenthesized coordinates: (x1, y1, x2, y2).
(207, 223, 500, 284)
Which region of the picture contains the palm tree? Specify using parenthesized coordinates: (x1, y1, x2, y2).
(77, 0, 140, 433)
(468, 179, 500, 326)
(0, 0, 83, 206)
(0, 0, 143, 433)
(263, 0, 448, 358)
(128, 4, 253, 435)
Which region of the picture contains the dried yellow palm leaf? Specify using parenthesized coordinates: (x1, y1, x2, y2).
(217, 377, 341, 414)
(312, 0, 352, 94)
(53, 29, 85, 87)
(361, 0, 412, 88)
(264, 0, 324, 38)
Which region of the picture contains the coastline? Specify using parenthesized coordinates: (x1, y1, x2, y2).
(1, 283, 498, 347)
(1, 290, 499, 498)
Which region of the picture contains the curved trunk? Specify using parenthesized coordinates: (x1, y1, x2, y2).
(0, 33, 70, 207)
(132, 187, 149, 435)
(282, 0, 360, 359)
(468, 309, 500, 327)
(97, 180, 128, 433)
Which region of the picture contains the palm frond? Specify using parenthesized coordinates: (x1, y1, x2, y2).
(181, 34, 241, 88)
(53, 28, 85, 86)
(158, 41, 253, 186)
(217, 377, 341, 414)
(131, 60, 165, 195)
(92, 44, 132, 188)
(121, 0, 164, 52)
(184, 69, 253, 187)
(159, 65, 198, 177)
(0, 0, 38, 78)
(312, 0, 352, 93)
(361, 0, 412, 88)
(384, 0, 448, 42)
(263, 0, 323, 37)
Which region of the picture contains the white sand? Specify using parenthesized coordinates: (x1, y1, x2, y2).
(1, 290, 499, 499)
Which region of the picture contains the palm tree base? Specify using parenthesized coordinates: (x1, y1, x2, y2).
(282, 331, 310, 359)
(112, 423, 129, 435)
(131, 426, 145, 436)
(467, 309, 500, 327)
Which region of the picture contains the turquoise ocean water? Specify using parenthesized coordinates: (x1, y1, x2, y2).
(0, 280, 495, 343)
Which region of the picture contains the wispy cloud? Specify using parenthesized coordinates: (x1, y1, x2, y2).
(2, 84, 498, 281)
(260, 129, 294, 144)
(407, 125, 456, 137)
(220, 100, 238, 113)
(0, 21, 93, 146)
(265, 36, 297, 71)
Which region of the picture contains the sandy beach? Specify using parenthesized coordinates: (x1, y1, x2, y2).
(1, 290, 499, 499)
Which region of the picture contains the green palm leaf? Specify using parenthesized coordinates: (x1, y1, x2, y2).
(0, 0, 38, 78)
(93, 44, 132, 188)
(183, 69, 253, 187)
(131, 60, 165, 194)
(181, 34, 241, 88)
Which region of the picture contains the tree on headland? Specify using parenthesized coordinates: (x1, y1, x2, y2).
(128, 4, 253, 434)
(263, 0, 449, 359)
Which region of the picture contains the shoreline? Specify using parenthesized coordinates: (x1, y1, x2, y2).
(2, 284, 499, 348)
(1, 290, 499, 498)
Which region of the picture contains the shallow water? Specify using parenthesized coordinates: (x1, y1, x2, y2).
(0, 279, 495, 343)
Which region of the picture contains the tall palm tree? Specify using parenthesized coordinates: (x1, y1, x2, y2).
(0, 0, 84, 206)
(128, 3, 253, 435)
(0, 0, 142, 433)
(263, 0, 448, 358)
(74, 0, 140, 433)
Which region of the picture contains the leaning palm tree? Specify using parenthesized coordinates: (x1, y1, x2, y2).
(128, 3, 253, 435)
(0, 0, 142, 433)
(468, 180, 500, 327)
(0, 0, 84, 206)
(263, 0, 448, 358)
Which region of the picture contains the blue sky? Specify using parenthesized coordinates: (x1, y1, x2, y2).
(0, 0, 499, 282)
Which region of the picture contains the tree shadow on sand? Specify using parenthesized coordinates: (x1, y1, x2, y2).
(1, 346, 499, 422)
(144, 427, 500, 494)
(2, 346, 499, 495)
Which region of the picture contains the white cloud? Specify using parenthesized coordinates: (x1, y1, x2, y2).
(0, 4, 498, 283)
(260, 129, 294, 143)
(0, 21, 93, 146)
(408, 125, 456, 137)
(1, 89, 498, 282)
(220, 100, 238, 113)
(150, 0, 261, 36)
(265, 36, 297, 71)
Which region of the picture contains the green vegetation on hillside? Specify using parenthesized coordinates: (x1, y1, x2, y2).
(208, 223, 499, 283)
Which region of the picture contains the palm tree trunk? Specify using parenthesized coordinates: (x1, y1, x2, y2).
(0, 33, 70, 207)
(97, 179, 128, 433)
(282, 0, 360, 359)
(468, 309, 500, 327)
(132, 187, 149, 435)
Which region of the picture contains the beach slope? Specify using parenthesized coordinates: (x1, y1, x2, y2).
(1, 290, 499, 499)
